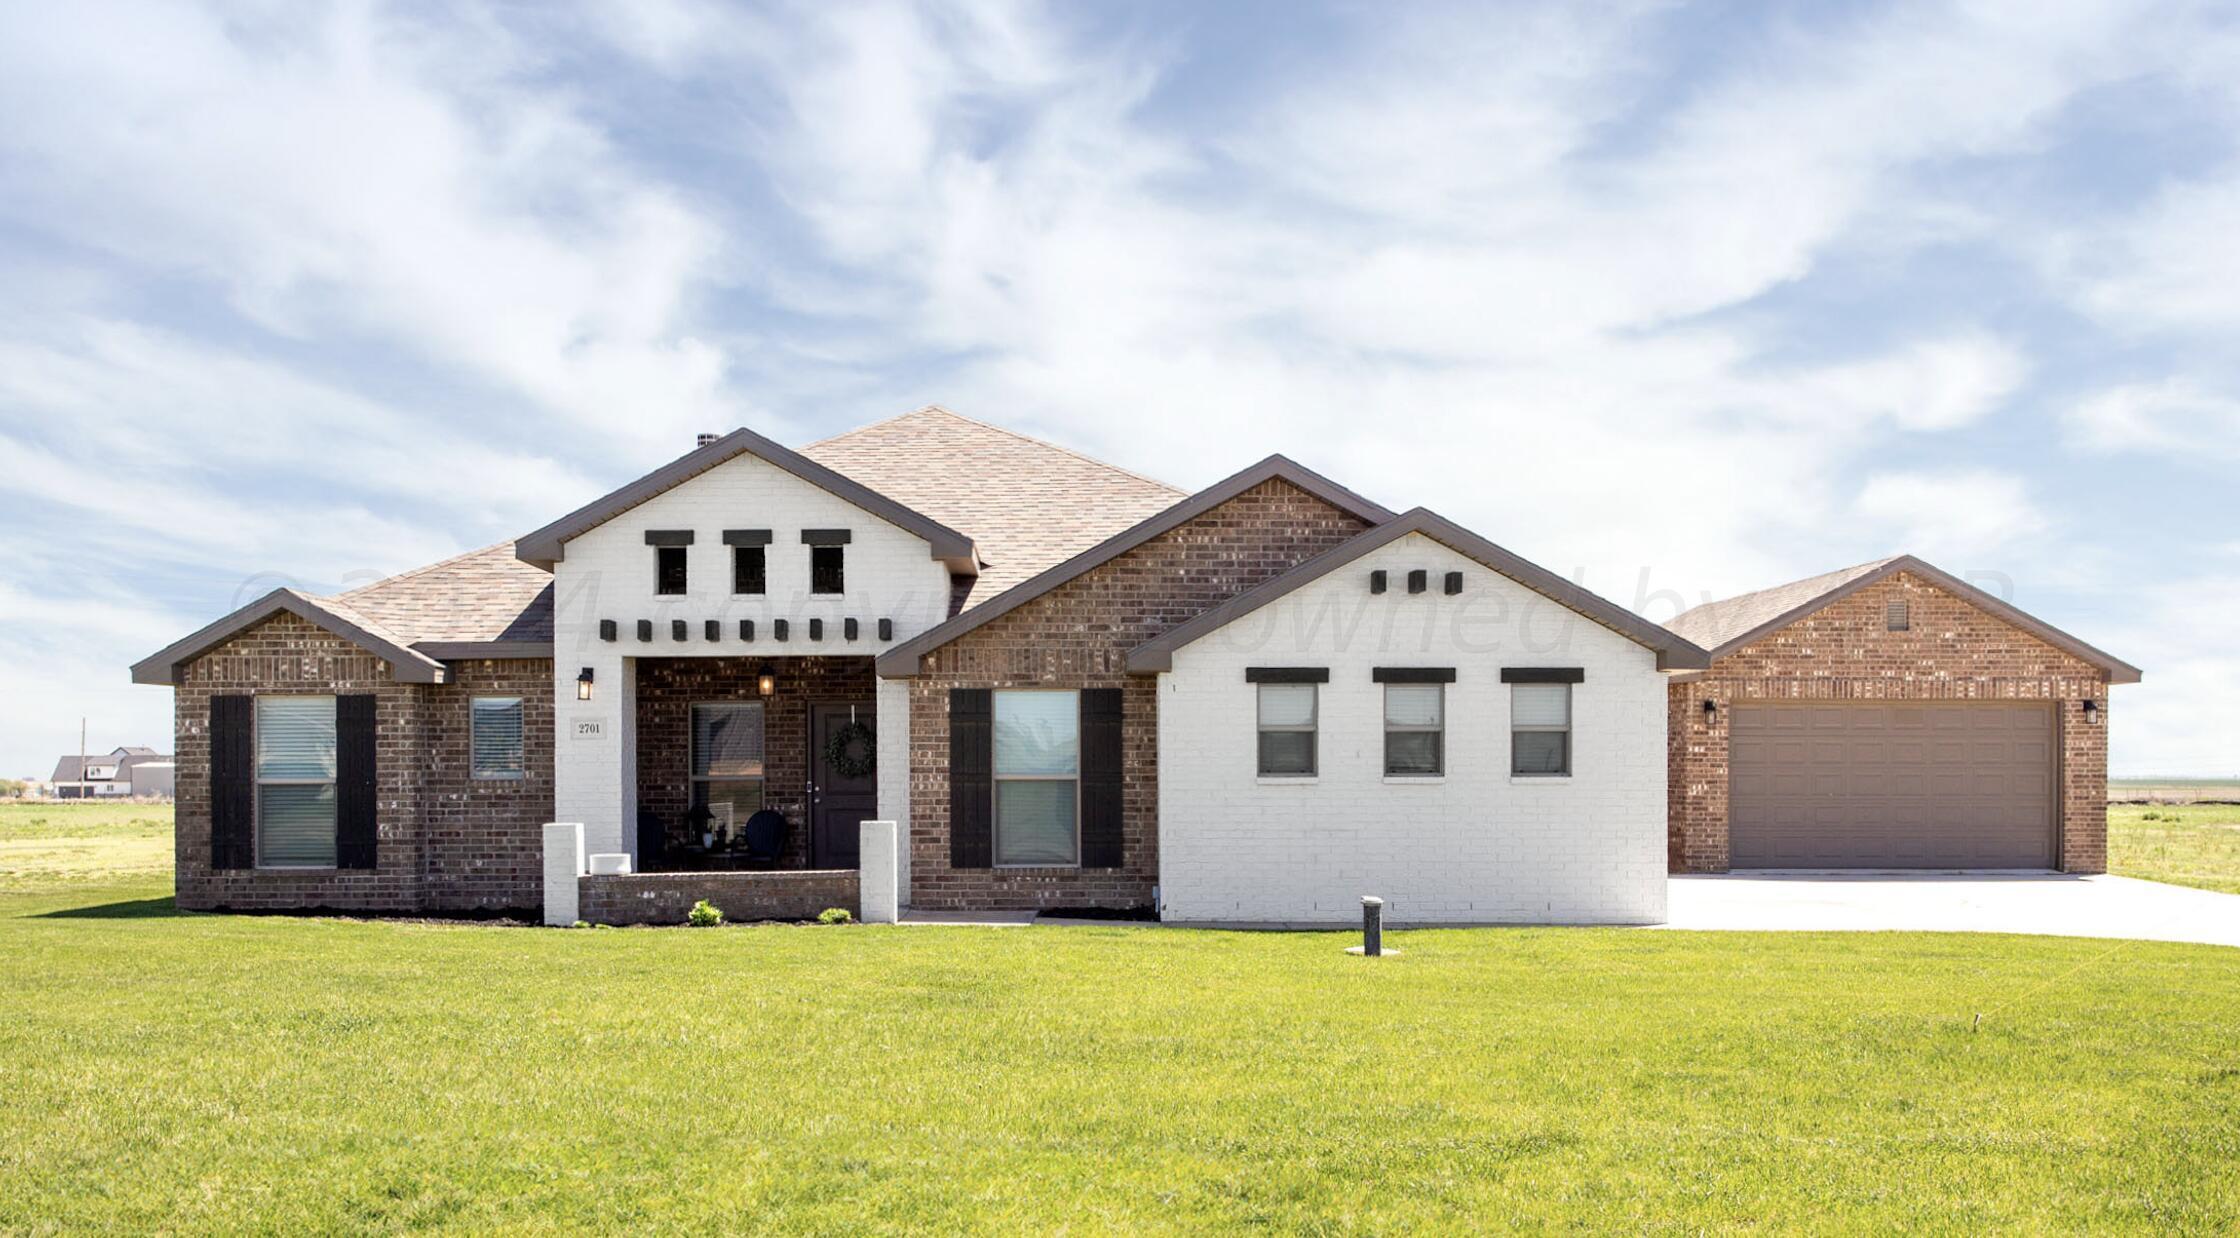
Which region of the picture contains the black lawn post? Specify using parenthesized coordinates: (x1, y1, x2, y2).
(1362, 896, 1384, 957)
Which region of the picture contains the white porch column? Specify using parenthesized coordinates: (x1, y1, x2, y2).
(542, 822, 585, 926)
(875, 675, 912, 906)
(553, 649, 630, 863)
(859, 820, 899, 923)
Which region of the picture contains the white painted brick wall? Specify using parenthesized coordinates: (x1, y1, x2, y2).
(548, 451, 953, 858)
(875, 674, 912, 899)
(1157, 533, 1669, 926)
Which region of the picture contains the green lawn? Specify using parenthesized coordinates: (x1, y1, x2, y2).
(2109, 801, 2240, 895)
(3, 807, 2238, 1231)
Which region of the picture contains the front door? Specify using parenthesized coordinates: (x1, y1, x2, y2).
(810, 703, 877, 869)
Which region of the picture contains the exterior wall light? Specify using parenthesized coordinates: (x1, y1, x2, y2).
(1702, 697, 1717, 722)
(576, 667, 595, 700)
(758, 666, 777, 697)
(2082, 699, 2099, 724)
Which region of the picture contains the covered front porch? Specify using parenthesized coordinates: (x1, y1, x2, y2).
(631, 654, 881, 874)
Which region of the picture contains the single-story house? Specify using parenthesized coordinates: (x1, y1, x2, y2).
(48, 746, 173, 799)
(130, 406, 2134, 925)
(1664, 557, 2139, 872)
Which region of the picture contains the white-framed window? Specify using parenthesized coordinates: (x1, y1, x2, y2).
(1511, 683, 1571, 776)
(994, 689, 1079, 866)
(1256, 683, 1317, 777)
(256, 695, 337, 867)
(470, 696, 526, 780)
(690, 702, 766, 834)
(1384, 683, 1444, 777)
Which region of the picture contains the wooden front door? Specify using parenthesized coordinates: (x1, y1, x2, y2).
(810, 703, 877, 869)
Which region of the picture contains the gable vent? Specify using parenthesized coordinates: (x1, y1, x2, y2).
(1886, 599, 1910, 632)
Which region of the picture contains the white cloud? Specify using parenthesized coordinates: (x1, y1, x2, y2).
(1852, 470, 2049, 561)
(2066, 379, 2240, 458)
(1798, 334, 2031, 432)
(0, 0, 734, 448)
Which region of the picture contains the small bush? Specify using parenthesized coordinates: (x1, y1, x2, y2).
(687, 900, 723, 928)
(816, 907, 854, 925)
(571, 920, 590, 929)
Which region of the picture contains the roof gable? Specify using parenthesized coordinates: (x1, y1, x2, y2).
(1667, 554, 2141, 683)
(876, 454, 1397, 677)
(1126, 508, 1710, 673)
(514, 425, 977, 572)
(130, 589, 448, 686)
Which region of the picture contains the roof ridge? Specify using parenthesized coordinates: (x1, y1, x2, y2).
(1669, 555, 1901, 623)
(337, 539, 516, 600)
(808, 405, 1187, 496)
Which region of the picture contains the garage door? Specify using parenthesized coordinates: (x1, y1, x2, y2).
(1730, 702, 2056, 869)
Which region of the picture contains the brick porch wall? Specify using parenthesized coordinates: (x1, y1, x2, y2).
(174, 612, 427, 912)
(1668, 571, 2112, 874)
(578, 870, 859, 925)
(903, 478, 1374, 911)
(634, 655, 877, 866)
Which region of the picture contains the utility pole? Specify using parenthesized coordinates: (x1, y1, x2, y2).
(78, 717, 86, 802)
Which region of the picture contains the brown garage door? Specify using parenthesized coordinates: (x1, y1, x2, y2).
(1730, 702, 2056, 869)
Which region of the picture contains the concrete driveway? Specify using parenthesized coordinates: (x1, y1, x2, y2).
(1663, 873, 2240, 948)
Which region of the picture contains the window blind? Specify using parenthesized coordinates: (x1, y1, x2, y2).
(692, 703, 765, 778)
(471, 697, 525, 779)
(1512, 683, 1570, 727)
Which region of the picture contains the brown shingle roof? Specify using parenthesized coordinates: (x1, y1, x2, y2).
(1663, 558, 1898, 653)
(283, 408, 1182, 653)
(801, 406, 1187, 606)
(333, 541, 554, 645)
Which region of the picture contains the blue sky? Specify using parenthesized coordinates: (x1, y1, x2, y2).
(2, 0, 2237, 777)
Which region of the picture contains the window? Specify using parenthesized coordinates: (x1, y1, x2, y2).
(256, 695, 336, 866)
(470, 697, 525, 780)
(657, 545, 688, 595)
(1257, 683, 1317, 777)
(1886, 598, 1910, 631)
(734, 545, 765, 595)
(811, 544, 845, 594)
(994, 690, 1078, 865)
(1511, 683, 1571, 776)
(1384, 683, 1443, 777)
(690, 703, 765, 834)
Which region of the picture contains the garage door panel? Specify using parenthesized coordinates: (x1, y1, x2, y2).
(1731, 702, 2056, 869)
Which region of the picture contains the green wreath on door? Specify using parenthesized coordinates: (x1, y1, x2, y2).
(823, 719, 877, 780)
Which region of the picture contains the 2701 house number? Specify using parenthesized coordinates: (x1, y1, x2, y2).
(572, 718, 606, 740)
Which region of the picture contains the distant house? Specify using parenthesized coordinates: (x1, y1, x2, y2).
(49, 746, 175, 799)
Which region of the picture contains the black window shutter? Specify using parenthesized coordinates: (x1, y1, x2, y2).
(335, 694, 379, 870)
(1080, 688, 1124, 868)
(209, 694, 254, 870)
(948, 689, 992, 868)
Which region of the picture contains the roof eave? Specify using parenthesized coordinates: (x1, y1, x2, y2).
(1696, 555, 2141, 684)
(130, 590, 449, 687)
(515, 426, 979, 574)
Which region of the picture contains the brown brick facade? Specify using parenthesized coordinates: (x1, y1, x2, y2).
(634, 655, 876, 865)
(173, 612, 552, 913)
(1668, 571, 2111, 874)
(903, 478, 1374, 911)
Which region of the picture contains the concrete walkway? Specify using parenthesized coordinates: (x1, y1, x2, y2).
(1663, 872, 2240, 948)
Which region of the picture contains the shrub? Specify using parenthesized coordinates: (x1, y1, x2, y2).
(686, 899, 723, 928)
(816, 907, 854, 925)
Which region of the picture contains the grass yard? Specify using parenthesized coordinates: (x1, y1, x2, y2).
(3, 807, 2238, 1231)
(0, 801, 172, 895)
(2109, 801, 2240, 896)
